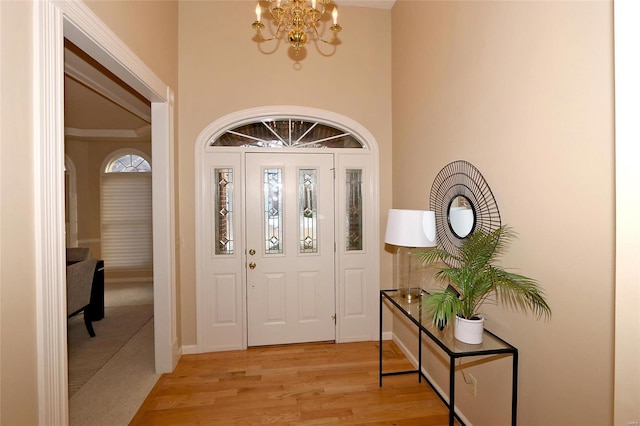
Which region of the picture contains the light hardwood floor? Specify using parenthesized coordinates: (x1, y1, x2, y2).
(130, 341, 459, 425)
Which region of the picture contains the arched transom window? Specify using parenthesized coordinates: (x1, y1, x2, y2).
(209, 118, 365, 148)
(106, 153, 151, 173)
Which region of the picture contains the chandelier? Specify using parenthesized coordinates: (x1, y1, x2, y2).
(251, 0, 342, 52)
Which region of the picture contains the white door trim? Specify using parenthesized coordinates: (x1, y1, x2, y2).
(34, 2, 178, 424)
(195, 106, 380, 353)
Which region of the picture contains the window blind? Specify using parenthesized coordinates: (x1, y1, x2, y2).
(101, 173, 152, 270)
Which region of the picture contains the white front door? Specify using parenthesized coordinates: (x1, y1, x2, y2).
(245, 153, 335, 346)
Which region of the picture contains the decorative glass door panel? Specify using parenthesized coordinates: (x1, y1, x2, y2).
(299, 169, 318, 253)
(345, 169, 363, 251)
(263, 168, 283, 254)
(246, 153, 335, 346)
(214, 168, 234, 255)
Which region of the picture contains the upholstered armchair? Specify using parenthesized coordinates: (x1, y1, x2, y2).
(66, 248, 97, 337)
(66, 247, 91, 263)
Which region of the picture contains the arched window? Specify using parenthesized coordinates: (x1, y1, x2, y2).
(101, 150, 152, 271)
(105, 153, 151, 173)
(209, 118, 365, 148)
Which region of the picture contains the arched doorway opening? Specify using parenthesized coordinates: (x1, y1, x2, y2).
(194, 106, 380, 353)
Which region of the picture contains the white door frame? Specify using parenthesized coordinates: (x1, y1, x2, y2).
(34, 2, 178, 424)
(195, 106, 381, 353)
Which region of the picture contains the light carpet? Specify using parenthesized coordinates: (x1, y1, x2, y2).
(69, 318, 159, 426)
(67, 304, 154, 397)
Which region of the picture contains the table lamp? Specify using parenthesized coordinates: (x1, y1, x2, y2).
(385, 209, 437, 302)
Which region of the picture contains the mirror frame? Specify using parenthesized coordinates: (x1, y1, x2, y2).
(430, 160, 501, 266)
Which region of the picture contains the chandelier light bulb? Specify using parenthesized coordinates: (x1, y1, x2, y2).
(255, 3, 261, 22)
(332, 7, 338, 25)
(312, 0, 316, 9)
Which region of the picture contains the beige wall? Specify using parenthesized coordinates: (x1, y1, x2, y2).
(0, 1, 39, 424)
(0, 1, 178, 423)
(177, 1, 394, 345)
(84, 0, 178, 90)
(392, 1, 614, 424)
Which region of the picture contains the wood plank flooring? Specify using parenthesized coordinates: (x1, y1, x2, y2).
(130, 341, 458, 425)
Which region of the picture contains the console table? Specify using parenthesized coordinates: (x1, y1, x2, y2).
(379, 289, 518, 426)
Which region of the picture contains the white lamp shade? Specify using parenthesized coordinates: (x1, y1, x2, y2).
(384, 209, 437, 247)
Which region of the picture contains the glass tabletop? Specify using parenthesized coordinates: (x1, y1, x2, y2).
(381, 289, 517, 356)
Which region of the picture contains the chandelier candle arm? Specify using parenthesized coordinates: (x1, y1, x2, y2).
(251, 0, 342, 51)
(252, 4, 266, 33)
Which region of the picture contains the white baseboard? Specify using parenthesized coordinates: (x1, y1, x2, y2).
(391, 333, 472, 426)
(181, 344, 199, 355)
(173, 342, 183, 371)
(104, 277, 153, 284)
(183, 334, 393, 355)
(77, 238, 101, 244)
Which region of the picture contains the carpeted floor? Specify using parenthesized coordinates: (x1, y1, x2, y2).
(69, 318, 159, 426)
(67, 304, 155, 397)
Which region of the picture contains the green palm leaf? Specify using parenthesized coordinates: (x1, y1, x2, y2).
(415, 225, 551, 327)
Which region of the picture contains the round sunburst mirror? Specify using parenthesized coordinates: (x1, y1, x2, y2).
(430, 160, 501, 266)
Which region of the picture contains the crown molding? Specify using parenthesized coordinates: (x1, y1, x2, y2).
(65, 124, 151, 140)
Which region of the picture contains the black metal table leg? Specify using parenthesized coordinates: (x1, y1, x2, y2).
(379, 291, 383, 387)
(418, 328, 422, 383)
(418, 306, 423, 383)
(449, 356, 456, 426)
(512, 351, 518, 426)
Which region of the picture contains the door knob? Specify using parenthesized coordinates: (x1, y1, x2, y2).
(249, 249, 256, 256)
(249, 262, 257, 269)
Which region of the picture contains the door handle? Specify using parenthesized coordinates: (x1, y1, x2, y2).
(249, 262, 257, 269)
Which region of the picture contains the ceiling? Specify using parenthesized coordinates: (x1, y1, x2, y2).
(335, 0, 395, 8)
(64, 41, 151, 143)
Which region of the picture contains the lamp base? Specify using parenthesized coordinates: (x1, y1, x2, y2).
(399, 287, 422, 303)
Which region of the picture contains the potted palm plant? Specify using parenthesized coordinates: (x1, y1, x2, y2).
(416, 225, 551, 344)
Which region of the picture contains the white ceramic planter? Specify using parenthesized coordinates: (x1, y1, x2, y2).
(454, 315, 484, 344)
